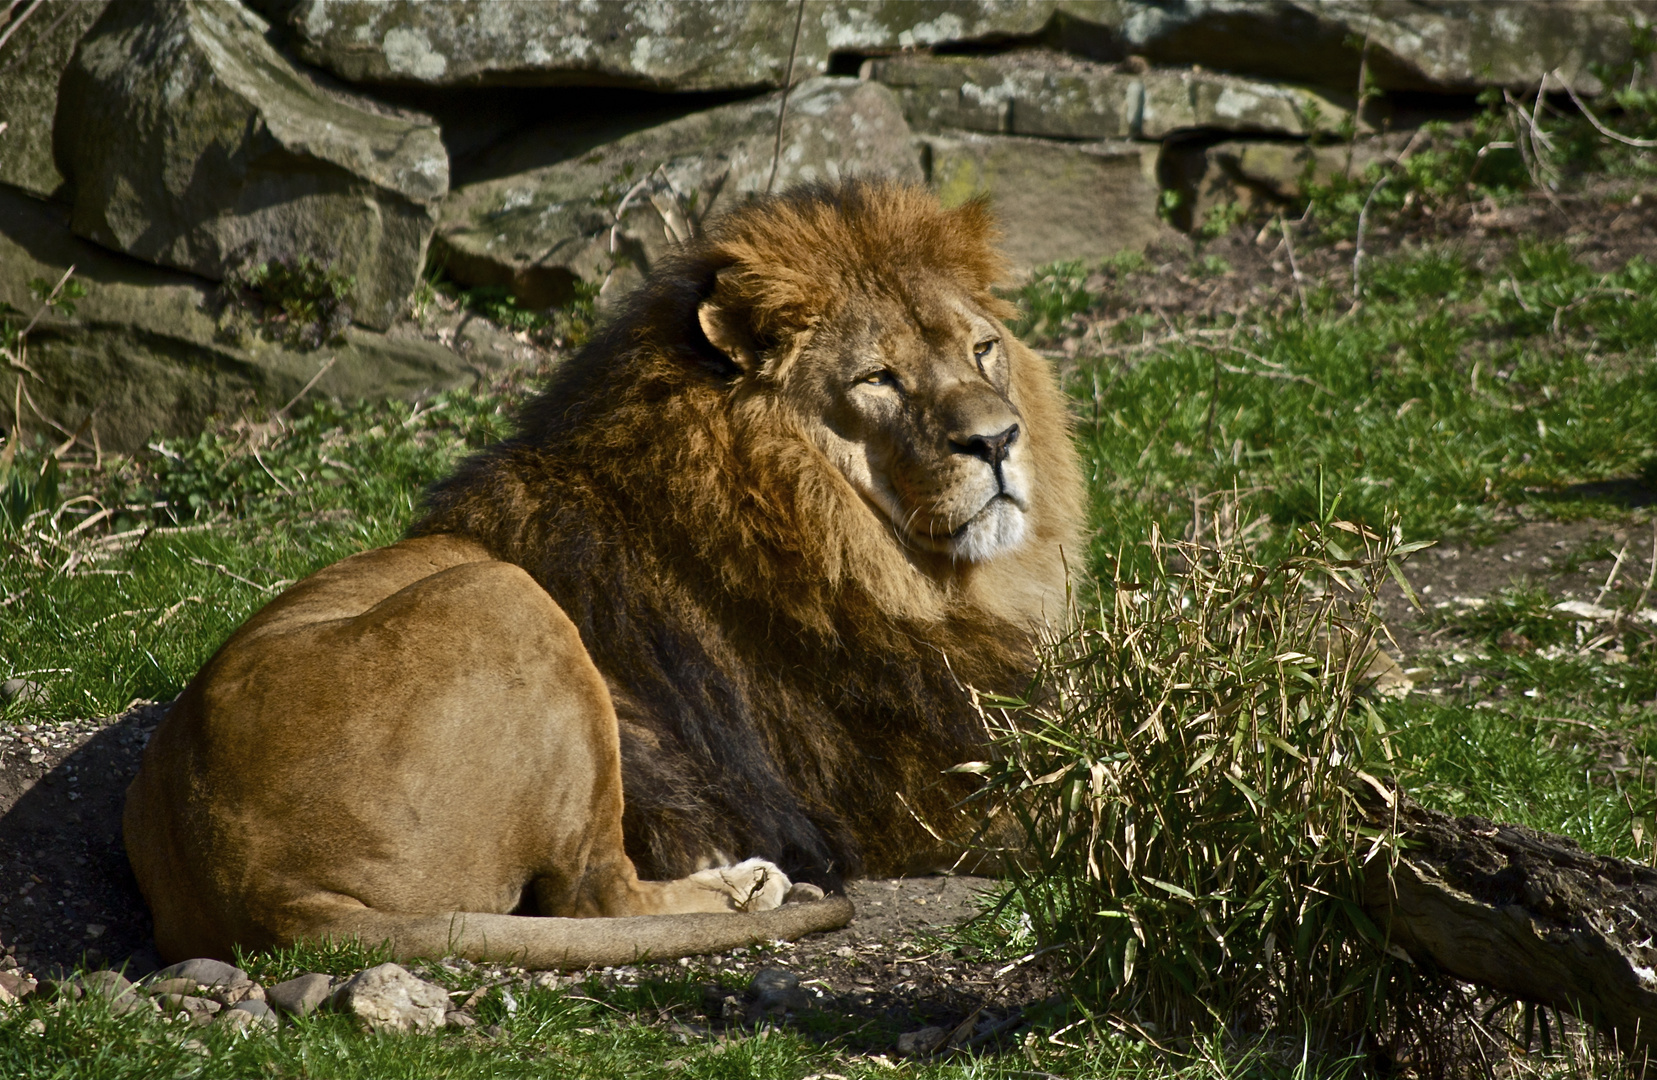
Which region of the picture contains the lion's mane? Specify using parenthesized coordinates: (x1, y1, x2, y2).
(412, 182, 1084, 888)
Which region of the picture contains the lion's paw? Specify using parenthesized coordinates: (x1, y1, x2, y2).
(689, 857, 792, 912)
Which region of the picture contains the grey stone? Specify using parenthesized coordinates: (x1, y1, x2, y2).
(149, 958, 247, 989)
(434, 76, 920, 308)
(0, 0, 108, 198)
(159, 993, 222, 1025)
(0, 679, 45, 707)
(869, 51, 1353, 141)
(208, 980, 265, 1007)
(445, 1009, 478, 1028)
(749, 967, 810, 1015)
(329, 963, 449, 1033)
(77, 970, 133, 999)
(921, 131, 1177, 273)
(220, 999, 279, 1032)
(260, 0, 1062, 91)
(1092, 0, 1643, 96)
(144, 977, 199, 998)
(56, 0, 448, 330)
(266, 972, 332, 1017)
(897, 1024, 948, 1056)
(0, 185, 516, 453)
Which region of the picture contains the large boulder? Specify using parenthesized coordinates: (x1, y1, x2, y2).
(0, 185, 500, 452)
(1093, 0, 1649, 96)
(921, 131, 1176, 272)
(0, 0, 108, 199)
(55, 0, 448, 330)
(434, 76, 921, 307)
(255, 0, 1062, 91)
(868, 51, 1354, 141)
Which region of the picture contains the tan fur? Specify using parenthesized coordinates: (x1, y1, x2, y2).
(125, 182, 1086, 965)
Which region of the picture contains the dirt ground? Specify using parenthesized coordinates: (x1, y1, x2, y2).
(1, 182, 1653, 1039)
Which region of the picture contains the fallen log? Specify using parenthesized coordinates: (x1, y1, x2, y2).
(1365, 798, 1657, 1055)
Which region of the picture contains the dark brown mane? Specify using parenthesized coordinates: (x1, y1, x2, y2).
(411, 182, 1059, 886)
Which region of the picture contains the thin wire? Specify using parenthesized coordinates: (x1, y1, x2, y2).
(766, 0, 807, 195)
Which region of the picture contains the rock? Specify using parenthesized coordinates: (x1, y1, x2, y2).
(0, 0, 108, 198)
(266, 972, 332, 1017)
(209, 980, 265, 1007)
(748, 968, 811, 1015)
(0, 972, 36, 1003)
(329, 962, 450, 1034)
(0, 679, 45, 707)
(149, 958, 246, 989)
(144, 978, 199, 998)
(0, 185, 516, 452)
(77, 969, 134, 1000)
(869, 51, 1353, 141)
(1169, 134, 1414, 229)
(259, 0, 1060, 91)
(921, 131, 1177, 272)
(160, 993, 222, 1025)
(444, 1009, 478, 1029)
(1095, 0, 1642, 97)
(434, 76, 920, 307)
(897, 1025, 948, 1056)
(220, 999, 279, 1033)
(56, 0, 448, 330)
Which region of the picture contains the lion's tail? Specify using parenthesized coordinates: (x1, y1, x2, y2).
(306, 896, 855, 969)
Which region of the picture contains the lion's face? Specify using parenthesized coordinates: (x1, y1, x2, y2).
(754, 280, 1031, 564)
(794, 283, 1028, 563)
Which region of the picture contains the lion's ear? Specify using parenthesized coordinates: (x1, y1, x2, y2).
(697, 300, 759, 371)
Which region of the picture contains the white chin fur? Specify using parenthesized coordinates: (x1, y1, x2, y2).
(949, 499, 1028, 562)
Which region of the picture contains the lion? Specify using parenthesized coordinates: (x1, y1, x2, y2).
(124, 181, 1087, 968)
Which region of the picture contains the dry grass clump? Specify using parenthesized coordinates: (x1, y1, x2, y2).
(974, 513, 1429, 1061)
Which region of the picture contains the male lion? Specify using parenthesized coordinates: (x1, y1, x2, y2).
(125, 181, 1086, 967)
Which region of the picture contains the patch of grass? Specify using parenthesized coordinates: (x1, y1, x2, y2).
(0, 391, 514, 719)
(220, 255, 355, 349)
(978, 516, 1415, 1053)
(1073, 243, 1657, 579)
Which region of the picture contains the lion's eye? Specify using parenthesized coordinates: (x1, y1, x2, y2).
(974, 339, 998, 364)
(856, 369, 899, 389)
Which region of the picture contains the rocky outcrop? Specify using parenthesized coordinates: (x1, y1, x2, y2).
(921, 132, 1175, 272)
(55, 0, 448, 330)
(0, 0, 108, 198)
(870, 51, 1355, 141)
(434, 77, 921, 307)
(1100, 0, 1646, 96)
(0, 185, 496, 452)
(255, 0, 1061, 91)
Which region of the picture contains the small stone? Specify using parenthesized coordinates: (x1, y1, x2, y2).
(145, 978, 199, 998)
(897, 1025, 948, 1056)
(483, 1023, 505, 1039)
(266, 972, 332, 1017)
(40, 977, 83, 1002)
(748, 967, 810, 1016)
(84, 924, 106, 940)
(329, 963, 449, 1033)
(445, 1009, 477, 1028)
(151, 958, 248, 989)
(79, 970, 135, 1000)
(209, 980, 264, 1006)
(528, 971, 561, 991)
(0, 972, 35, 1003)
(219, 999, 278, 1033)
(0, 679, 45, 707)
(162, 994, 222, 1025)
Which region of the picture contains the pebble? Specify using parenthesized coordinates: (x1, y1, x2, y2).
(150, 958, 247, 989)
(219, 999, 278, 1032)
(266, 972, 332, 1017)
(748, 967, 811, 1018)
(897, 1025, 947, 1056)
(161, 994, 221, 1025)
(0, 679, 44, 707)
(329, 962, 449, 1033)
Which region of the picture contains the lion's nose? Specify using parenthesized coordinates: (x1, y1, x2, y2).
(953, 424, 1020, 467)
